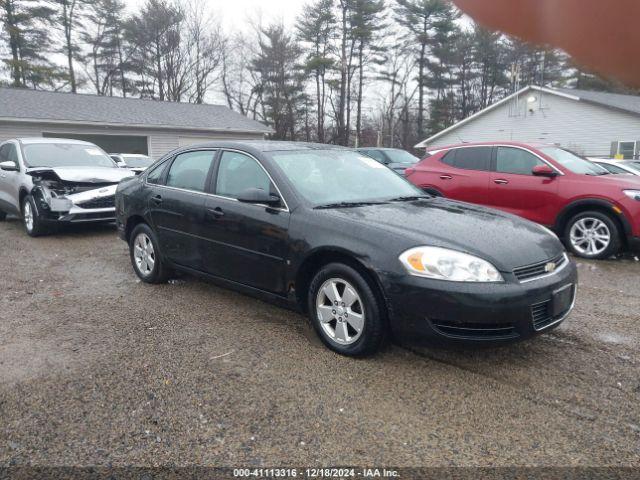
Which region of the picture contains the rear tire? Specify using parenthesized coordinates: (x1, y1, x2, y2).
(0, 211, 6, 221)
(307, 262, 387, 357)
(565, 211, 621, 259)
(129, 223, 170, 283)
(22, 195, 49, 237)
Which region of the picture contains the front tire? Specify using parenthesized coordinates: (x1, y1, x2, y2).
(565, 211, 621, 259)
(129, 223, 170, 283)
(307, 262, 387, 357)
(22, 195, 49, 237)
(0, 211, 6, 221)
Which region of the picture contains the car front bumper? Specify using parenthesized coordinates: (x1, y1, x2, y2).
(627, 236, 640, 253)
(382, 258, 578, 346)
(36, 185, 117, 224)
(41, 207, 117, 224)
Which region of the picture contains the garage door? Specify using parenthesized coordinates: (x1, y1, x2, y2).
(43, 133, 148, 155)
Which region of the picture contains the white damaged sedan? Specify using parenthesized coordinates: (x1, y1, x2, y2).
(0, 138, 135, 236)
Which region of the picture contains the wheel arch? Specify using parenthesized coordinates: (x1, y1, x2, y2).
(294, 248, 388, 314)
(554, 198, 630, 248)
(124, 214, 148, 243)
(18, 187, 30, 209)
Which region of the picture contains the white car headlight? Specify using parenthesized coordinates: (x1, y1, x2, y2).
(399, 246, 503, 282)
(623, 190, 640, 201)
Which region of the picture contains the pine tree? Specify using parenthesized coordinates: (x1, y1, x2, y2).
(349, 0, 385, 146)
(297, 0, 336, 143)
(251, 24, 307, 140)
(1, 0, 61, 88)
(394, 0, 455, 140)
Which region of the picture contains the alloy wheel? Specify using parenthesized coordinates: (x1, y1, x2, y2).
(23, 201, 34, 232)
(133, 232, 156, 276)
(569, 217, 611, 256)
(316, 278, 365, 345)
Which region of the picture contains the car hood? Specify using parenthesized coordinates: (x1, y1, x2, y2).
(320, 198, 564, 271)
(26, 166, 135, 184)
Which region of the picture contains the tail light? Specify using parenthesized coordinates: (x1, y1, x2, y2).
(405, 167, 416, 177)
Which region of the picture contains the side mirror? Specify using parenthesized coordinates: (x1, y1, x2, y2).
(532, 164, 557, 177)
(0, 161, 18, 172)
(237, 187, 281, 207)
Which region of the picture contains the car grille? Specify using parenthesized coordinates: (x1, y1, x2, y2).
(513, 253, 567, 282)
(76, 195, 115, 209)
(530, 297, 573, 331)
(431, 320, 519, 341)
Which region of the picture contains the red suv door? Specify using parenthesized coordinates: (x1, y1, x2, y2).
(488, 146, 560, 225)
(420, 146, 493, 205)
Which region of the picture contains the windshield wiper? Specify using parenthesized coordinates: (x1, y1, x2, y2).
(314, 201, 389, 209)
(387, 195, 432, 202)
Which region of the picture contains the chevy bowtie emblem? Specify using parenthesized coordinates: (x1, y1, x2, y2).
(545, 262, 557, 273)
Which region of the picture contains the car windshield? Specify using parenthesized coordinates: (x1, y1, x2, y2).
(123, 156, 153, 168)
(621, 161, 640, 173)
(384, 149, 420, 165)
(539, 147, 607, 175)
(23, 143, 117, 168)
(270, 149, 423, 207)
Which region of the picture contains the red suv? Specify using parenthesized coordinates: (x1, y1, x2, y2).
(405, 142, 640, 259)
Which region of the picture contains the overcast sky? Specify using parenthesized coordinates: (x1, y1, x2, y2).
(124, 0, 304, 32)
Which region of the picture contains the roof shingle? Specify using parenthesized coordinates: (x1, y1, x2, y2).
(553, 87, 640, 116)
(0, 87, 271, 133)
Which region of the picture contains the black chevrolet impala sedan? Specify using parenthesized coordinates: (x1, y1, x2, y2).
(115, 141, 577, 356)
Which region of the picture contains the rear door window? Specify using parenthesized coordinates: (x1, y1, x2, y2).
(496, 147, 545, 175)
(449, 147, 492, 171)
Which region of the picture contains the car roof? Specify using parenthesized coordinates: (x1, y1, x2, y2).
(171, 140, 351, 157)
(590, 159, 618, 164)
(13, 137, 97, 146)
(110, 153, 149, 157)
(425, 141, 553, 151)
(356, 147, 404, 151)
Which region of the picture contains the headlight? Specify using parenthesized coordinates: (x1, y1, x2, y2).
(399, 246, 503, 282)
(623, 190, 640, 201)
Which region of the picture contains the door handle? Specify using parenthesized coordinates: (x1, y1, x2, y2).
(494, 179, 509, 185)
(206, 207, 224, 219)
(151, 194, 163, 205)
(439, 175, 453, 180)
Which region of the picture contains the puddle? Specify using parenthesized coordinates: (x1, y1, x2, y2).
(595, 332, 634, 347)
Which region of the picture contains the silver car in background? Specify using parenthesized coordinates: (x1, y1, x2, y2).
(109, 153, 154, 174)
(0, 138, 134, 236)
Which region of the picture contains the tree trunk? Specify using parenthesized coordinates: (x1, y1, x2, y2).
(337, 1, 348, 145)
(417, 41, 426, 139)
(63, 0, 77, 92)
(355, 43, 364, 148)
(116, 35, 126, 97)
(155, 37, 164, 100)
(5, 0, 22, 87)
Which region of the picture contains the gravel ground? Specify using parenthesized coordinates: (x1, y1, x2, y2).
(0, 217, 639, 468)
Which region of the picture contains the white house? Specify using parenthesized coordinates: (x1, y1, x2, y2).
(0, 87, 272, 159)
(415, 85, 640, 159)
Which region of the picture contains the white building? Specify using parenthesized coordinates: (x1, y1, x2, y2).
(0, 87, 272, 159)
(416, 85, 640, 159)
